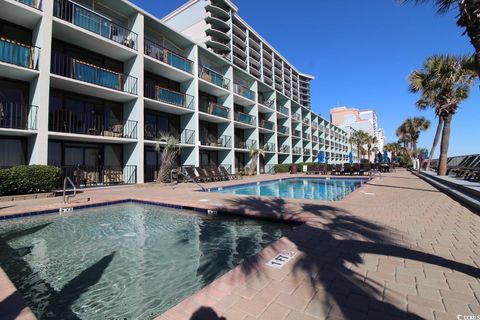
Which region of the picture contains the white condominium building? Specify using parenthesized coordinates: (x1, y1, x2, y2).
(0, 0, 351, 187)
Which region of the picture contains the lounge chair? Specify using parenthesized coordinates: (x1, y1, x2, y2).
(197, 166, 215, 181)
(185, 166, 209, 183)
(205, 165, 226, 181)
(448, 155, 478, 176)
(220, 166, 240, 180)
(360, 163, 371, 175)
(306, 165, 317, 175)
(334, 164, 342, 175)
(326, 164, 333, 175)
(352, 163, 360, 175)
(211, 166, 229, 180)
(343, 163, 353, 175)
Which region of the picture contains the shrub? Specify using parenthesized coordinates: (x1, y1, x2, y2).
(0, 165, 62, 196)
(273, 162, 317, 173)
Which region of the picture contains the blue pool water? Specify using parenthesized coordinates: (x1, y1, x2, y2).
(210, 178, 367, 201)
(0, 203, 293, 319)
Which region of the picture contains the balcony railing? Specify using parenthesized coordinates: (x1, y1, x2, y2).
(233, 83, 255, 101)
(15, 0, 42, 10)
(181, 129, 195, 145)
(312, 135, 318, 143)
(0, 103, 38, 130)
(51, 52, 138, 94)
(199, 102, 230, 119)
(144, 39, 193, 74)
(292, 147, 302, 155)
(304, 149, 311, 155)
(53, 0, 138, 50)
(200, 134, 231, 148)
(258, 97, 274, 108)
(292, 129, 301, 137)
(277, 104, 289, 116)
(235, 139, 256, 149)
(302, 118, 310, 125)
(277, 125, 289, 134)
(279, 145, 290, 153)
(318, 125, 324, 133)
(144, 128, 194, 145)
(145, 84, 194, 110)
(312, 150, 318, 157)
(263, 142, 276, 152)
(199, 65, 229, 89)
(0, 37, 40, 70)
(291, 113, 301, 122)
(303, 133, 311, 140)
(234, 111, 255, 125)
(49, 110, 137, 139)
(312, 122, 318, 129)
(59, 165, 137, 187)
(259, 119, 274, 130)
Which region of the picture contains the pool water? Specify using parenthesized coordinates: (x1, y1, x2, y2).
(0, 203, 293, 319)
(211, 178, 367, 200)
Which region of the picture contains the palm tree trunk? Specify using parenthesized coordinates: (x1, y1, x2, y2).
(250, 155, 258, 175)
(367, 147, 371, 162)
(357, 144, 361, 162)
(438, 114, 453, 176)
(426, 117, 444, 171)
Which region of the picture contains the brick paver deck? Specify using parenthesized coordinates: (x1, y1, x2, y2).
(1, 169, 479, 320)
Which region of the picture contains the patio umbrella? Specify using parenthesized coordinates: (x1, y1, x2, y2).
(348, 152, 353, 164)
(424, 149, 429, 160)
(317, 151, 325, 163)
(383, 151, 388, 163)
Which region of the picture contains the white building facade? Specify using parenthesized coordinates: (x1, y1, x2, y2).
(0, 0, 351, 187)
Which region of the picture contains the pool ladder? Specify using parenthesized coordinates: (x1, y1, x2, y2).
(62, 176, 77, 204)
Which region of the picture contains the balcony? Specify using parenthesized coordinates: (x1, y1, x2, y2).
(145, 128, 195, 145)
(291, 129, 301, 138)
(0, 103, 38, 131)
(302, 118, 310, 125)
(51, 51, 138, 95)
(14, 0, 41, 9)
(312, 122, 318, 129)
(258, 96, 274, 109)
(303, 133, 311, 140)
(277, 104, 289, 116)
(292, 147, 302, 155)
(304, 149, 311, 155)
(49, 110, 137, 139)
(144, 39, 193, 74)
(233, 83, 255, 101)
(53, 0, 137, 50)
(60, 165, 137, 187)
(235, 139, 256, 150)
(199, 102, 230, 119)
(263, 142, 276, 152)
(199, 65, 230, 89)
(234, 111, 256, 126)
(259, 119, 274, 131)
(312, 135, 318, 143)
(145, 85, 194, 110)
(277, 125, 289, 135)
(279, 145, 290, 153)
(0, 37, 40, 79)
(200, 134, 231, 148)
(291, 113, 301, 122)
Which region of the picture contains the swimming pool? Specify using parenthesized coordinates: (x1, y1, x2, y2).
(0, 203, 293, 319)
(209, 177, 367, 201)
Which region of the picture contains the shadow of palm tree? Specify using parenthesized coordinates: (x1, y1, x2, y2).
(216, 197, 480, 319)
(0, 223, 115, 319)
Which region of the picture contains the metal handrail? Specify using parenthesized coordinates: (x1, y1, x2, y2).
(63, 176, 76, 204)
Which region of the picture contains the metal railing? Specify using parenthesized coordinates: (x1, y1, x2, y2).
(291, 113, 301, 121)
(258, 97, 274, 108)
(277, 125, 289, 134)
(200, 134, 231, 148)
(199, 65, 230, 89)
(49, 110, 137, 139)
(181, 129, 195, 145)
(51, 51, 138, 94)
(145, 84, 194, 110)
(277, 104, 289, 115)
(303, 133, 311, 140)
(279, 145, 290, 153)
(292, 147, 302, 154)
(292, 129, 301, 137)
(263, 142, 276, 152)
(235, 139, 256, 149)
(53, 0, 138, 50)
(259, 119, 274, 130)
(0, 37, 40, 70)
(234, 111, 255, 125)
(15, 0, 42, 10)
(63, 176, 76, 204)
(312, 135, 318, 142)
(144, 39, 193, 74)
(304, 149, 311, 155)
(233, 83, 255, 101)
(59, 165, 137, 187)
(199, 102, 230, 118)
(0, 103, 38, 130)
(312, 122, 318, 129)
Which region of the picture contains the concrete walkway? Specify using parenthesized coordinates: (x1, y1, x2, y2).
(1, 170, 479, 320)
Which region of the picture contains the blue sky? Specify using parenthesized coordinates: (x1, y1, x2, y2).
(132, 0, 479, 157)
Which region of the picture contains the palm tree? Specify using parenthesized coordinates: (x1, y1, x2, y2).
(397, 117, 431, 157)
(155, 132, 181, 183)
(366, 134, 378, 163)
(249, 148, 265, 175)
(401, 0, 480, 76)
(384, 142, 402, 162)
(348, 130, 369, 161)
